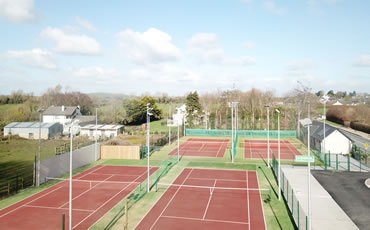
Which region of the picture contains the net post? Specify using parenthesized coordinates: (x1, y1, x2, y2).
(62, 213, 65, 230)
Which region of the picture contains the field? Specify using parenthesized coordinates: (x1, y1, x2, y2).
(0, 137, 92, 198)
(0, 134, 311, 230)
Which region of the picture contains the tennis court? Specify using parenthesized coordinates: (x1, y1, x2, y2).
(244, 139, 302, 160)
(135, 168, 266, 230)
(0, 165, 158, 230)
(168, 138, 229, 158)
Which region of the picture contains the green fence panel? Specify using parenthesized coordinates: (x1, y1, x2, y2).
(186, 129, 297, 138)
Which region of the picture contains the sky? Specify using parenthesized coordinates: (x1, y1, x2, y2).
(0, 0, 369, 96)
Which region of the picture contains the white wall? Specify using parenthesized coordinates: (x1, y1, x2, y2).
(43, 115, 72, 126)
(321, 130, 351, 155)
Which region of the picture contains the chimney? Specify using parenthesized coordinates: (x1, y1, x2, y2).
(62, 105, 65, 111)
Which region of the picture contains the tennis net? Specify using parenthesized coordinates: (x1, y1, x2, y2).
(154, 182, 271, 198)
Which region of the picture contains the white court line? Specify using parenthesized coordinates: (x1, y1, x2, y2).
(57, 174, 114, 209)
(24, 204, 93, 212)
(88, 172, 145, 177)
(256, 171, 267, 230)
(203, 179, 217, 220)
(215, 141, 224, 157)
(72, 168, 149, 229)
(199, 143, 205, 151)
(149, 168, 194, 230)
(247, 171, 251, 230)
(0, 185, 65, 218)
(0, 165, 105, 217)
(161, 215, 249, 225)
(74, 165, 106, 180)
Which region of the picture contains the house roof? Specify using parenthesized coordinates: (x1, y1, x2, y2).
(5, 122, 60, 129)
(75, 115, 95, 123)
(311, 120, 343, 141)
(43, 106, 79, 116)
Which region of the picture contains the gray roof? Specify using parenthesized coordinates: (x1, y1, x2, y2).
(311, 120, 340, 141)
(5, 122, 60, 129)
(43, 106, 79, 116)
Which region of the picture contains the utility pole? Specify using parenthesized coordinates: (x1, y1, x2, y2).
(146, 104, 152, 192)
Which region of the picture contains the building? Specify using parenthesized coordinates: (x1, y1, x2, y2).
(173, 104, 186, 125)
(300, 120, 352, 155)
(43, 106, 82, 135)
(80, 124, 124, 139)
(4, 122, 62, 139)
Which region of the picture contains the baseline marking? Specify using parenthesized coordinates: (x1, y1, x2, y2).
(203, 179, 216, 220)
(161, 215, 249, 225)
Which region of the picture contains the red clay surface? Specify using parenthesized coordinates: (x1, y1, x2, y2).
(168, 138, 229, 158)
(244, 139, 302, 160)
(135, 168, 266, 230)
(0, 165, 158, 230)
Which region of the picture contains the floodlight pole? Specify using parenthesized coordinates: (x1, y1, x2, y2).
(177, 121, 180, 162)
(323, 101, 326, 155)
(307, 124, 312, 230)
(146, 104, 151, 193)
(276, 109, 281, 200)
(231, 103, 234, 163)
(183, 114, 186, 136)
(37, 109, 44, 187)
(95, 108, 98, 161)
(69, 122, 73, 230)
(265, 105, 270, 167)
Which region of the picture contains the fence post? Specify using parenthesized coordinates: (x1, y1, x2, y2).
(324, 154, 327, 170)
(62, 214, 65, 230)
(282, 173, 285, 194)
(297, 201, 300, 229)
(16, 175, 18, 194)
(329, 151, 331, 167)
(306, 216, 308, 230)
(291, 189, 294, 216)
(347, 154, 350, 171)
(336, 154, 338, 171)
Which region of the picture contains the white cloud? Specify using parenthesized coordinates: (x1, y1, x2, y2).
(287, 60, 314, 70)
(76, 16, 96, 32)
(353, 55, 370, 67)
(0, 0, 36, 23)
(41, 27, 101, 55)
(5, 48, 56, 69)
(242, 40, 256, 49)
(72, 66, 121, 78)
(188, 33, 256, 66)
(263, 1, 287, 15)
(117, 28, 181, 64)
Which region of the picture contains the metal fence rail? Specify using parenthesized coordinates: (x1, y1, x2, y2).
(186, 129, 297, 138)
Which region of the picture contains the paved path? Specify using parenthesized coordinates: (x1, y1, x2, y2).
(281, 166, 359, 230)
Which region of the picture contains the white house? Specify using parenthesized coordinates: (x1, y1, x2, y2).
(43, 106, 82, 134)
(305, 121, 352, 155)
(80, 124, 124, 139)
(4, 122, 63, 139)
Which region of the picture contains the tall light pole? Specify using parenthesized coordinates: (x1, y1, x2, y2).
(321, 96, 329, 154)
(300, 118, 312, 230)
(265, 105, 270, 167)
(146, 104, 152, 192)
(275, 109, 281, 200)
(95, 107, 98, 161)
(37, 109, 44, 187)
(183, 113, 186, 136)
(69, 121, 75, 230)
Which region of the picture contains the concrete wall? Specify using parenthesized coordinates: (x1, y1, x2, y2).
(80, 129, 120, 138)
(40, 143, 100, 184)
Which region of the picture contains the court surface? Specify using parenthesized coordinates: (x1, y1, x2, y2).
(0, 165, 158, 230)
(244, 139, 302, 160)
(168, 138, 229, 158)
(135, 168, 266, 230)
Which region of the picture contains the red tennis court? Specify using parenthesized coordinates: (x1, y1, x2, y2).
(0, 165, 158, 230)
(244, 139, 302, 160)
(135, 168, 266, 230)
(168, 138, 229, 158)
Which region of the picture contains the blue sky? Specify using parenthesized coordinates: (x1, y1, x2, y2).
(0, 0, 369, 96)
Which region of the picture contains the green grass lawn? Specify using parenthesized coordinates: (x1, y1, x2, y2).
(0, 104, 20, 112)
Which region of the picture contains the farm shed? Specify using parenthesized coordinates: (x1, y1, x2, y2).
(4, 122, 63, 140)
